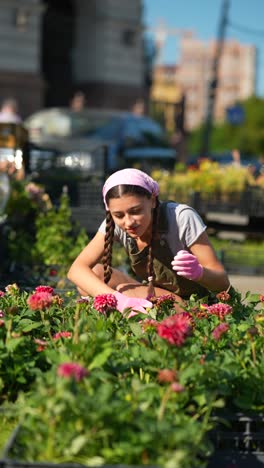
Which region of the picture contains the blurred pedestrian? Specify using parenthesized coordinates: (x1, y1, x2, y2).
(231, 148, 241, 167)
(70, 91, 86, 112)
(0, 98, 22, 123)
(131, 99, 145, 116)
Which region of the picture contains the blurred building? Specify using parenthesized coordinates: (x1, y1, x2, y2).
(177, 36, 256, 130)
(0, 0, 146, 117)
(150, 65, 182, 131)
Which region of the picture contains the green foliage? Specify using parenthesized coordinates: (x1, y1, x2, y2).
(2, 178, 89, 284)
(33, 192, 89, 276)
(0, 284, 263, 466)
(189, 96, 264, 156)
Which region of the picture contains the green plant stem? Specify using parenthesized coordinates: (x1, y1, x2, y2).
(251, 341, 256, 365)
(73, 304, 80, 344)
(158, 386, 172, 421)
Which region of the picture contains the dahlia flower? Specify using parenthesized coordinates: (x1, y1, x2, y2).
(206, 303, 233, 320)
(27, 291, 54, 311)
(57, 362, 88, 382)
(212, 323, 229, 341)
(157, 313, 192, 347)
(157, 369, 177, 383)
(35, 285, 54, 295)
(93, 293, 118, 315)
(53, 331, 72, 341)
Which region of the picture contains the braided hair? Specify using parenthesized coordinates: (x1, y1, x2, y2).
(102, 184, 159, 288)
(146, 199, 160, 297)
(102, 210, 115, 284)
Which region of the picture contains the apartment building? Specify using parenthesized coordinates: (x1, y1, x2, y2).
(177, 35, 256, 130)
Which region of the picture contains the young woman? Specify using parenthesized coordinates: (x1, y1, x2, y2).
(67, 168, 230, 314)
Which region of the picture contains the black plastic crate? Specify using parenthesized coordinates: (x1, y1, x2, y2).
(207, 412, 264, 467)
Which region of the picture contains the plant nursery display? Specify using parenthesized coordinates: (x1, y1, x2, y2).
(0, 283, 263, 468)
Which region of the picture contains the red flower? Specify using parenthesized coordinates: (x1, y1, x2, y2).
(57, 362, 88, 382)
(49, 269, 58, 277)
(93, 293, 118, 315)
(34, 338, 48, 352)
(27, 291, 54, 311)
(157, 313, 192, 347)
(259, 295, 264, 303)
(0, 319, 4, 327)
(35, 285, 54, 295)
(206, 303, 233, 320)
(157, 369, 177, 383)
(212, 323, 230, 341)
(53, 331, 72, 341)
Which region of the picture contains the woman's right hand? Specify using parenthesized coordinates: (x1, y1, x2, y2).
(114, 291, 152, 317)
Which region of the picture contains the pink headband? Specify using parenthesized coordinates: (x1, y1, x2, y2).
(102, 168, 160, 209)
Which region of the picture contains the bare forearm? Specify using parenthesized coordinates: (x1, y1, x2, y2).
(67, 264, 114, 297)
(197, 268, 230, 293)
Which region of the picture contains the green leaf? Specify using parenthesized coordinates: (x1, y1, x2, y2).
(89, 347, 113, 370)
(19, 321, 42, 333)
(129, 322, 143, 337)
(69, 435, 87, 455)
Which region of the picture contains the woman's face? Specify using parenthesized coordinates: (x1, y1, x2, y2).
(108, 194, 156, 239)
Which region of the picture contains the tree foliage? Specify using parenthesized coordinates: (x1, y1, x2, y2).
(188, 96, 264, 156)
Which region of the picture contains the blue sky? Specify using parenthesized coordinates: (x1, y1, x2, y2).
(143, 0, 264, 96)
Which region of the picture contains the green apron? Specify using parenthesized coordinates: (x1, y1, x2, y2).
(127, 202, 208, 299)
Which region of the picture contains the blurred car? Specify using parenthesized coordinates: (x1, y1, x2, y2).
(24, 108, 176, 204)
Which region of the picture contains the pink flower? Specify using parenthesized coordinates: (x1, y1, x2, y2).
(35, 285, 54, 295)
(27, 291, 54, 311)
(158, 369, 177, 383)
(206, 303, 233, 320)
(57, 362, 88, 382)
(170, 382, 185, 393)
(157, 313, 192, 347)
(156, 294, 176, 308)
(0, 310, 4, 318)
(53, 331, 72, 341)
(141, 318, 158, 332)
(260, 295, 264, 303)
(93, 293, 118, 315)
(34, 338, 48, 352)
(212, 323, 230, 341)
(25, 182, 44, 198)
(0, 291, 5, 297)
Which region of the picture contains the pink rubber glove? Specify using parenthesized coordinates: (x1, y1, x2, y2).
(171, 250, 203, 281)
(114, 291, 152, 318)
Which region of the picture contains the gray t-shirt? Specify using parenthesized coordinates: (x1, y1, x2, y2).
(98, 201, 207, 255)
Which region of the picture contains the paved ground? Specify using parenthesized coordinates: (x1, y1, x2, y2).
(229, 274, 264, 296)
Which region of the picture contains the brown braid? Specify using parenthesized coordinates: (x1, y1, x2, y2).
(146, 199, 160, 297)
(102, 211, 115, 284)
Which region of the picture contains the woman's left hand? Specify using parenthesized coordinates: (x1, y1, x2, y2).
(171, 250, 203, 281)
